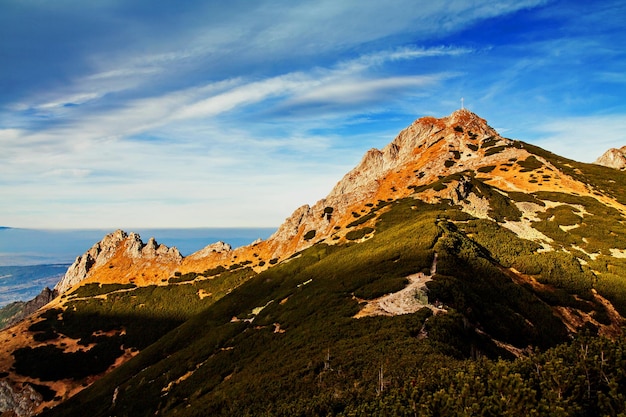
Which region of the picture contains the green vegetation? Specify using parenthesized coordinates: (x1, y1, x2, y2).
(13, 342, 123, 381)
(69, 283, 137, 298)
(353, 276, 408, 299)
(506, 191, 545, 206)
(470, 181, 522, 222)
(477, 165, 496, 173)
(594, 261, 626, 315)
(303, 230, 316, 240)
(480, 136, 498, 148)
(29, 143, 626, 417)
(484, 145, 508, 156)
(40, 192, 626, 417)
(517, 155, 544, 171)
(16, 268, 256, 382)
(345, 227, 374, 240)
(529, 192, 626, 255)
(521, 141, 626, 205)
(168, 272, 200, 283)
(459, 218, 594, 296)
(340, 333, 626, 416)
(202, 265, 227, 277)
(0, 301, 26, 328)
(346, 211, 377, 228)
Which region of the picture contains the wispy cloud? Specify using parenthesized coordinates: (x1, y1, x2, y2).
(534, 114, 626, 162)
(3, 45, 459, 160)
(2, 0, 625, 228)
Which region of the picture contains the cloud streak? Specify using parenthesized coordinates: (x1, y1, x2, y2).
(1, 0, 625, 228)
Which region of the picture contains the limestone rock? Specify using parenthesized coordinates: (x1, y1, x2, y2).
(0, 380, 42, 417)
(55, 230, 182, 294)
(186, 241, 232, 261)
(54, 229, 128, 293)
(594, 146, 626, 170)
(261, 109, 509, 259)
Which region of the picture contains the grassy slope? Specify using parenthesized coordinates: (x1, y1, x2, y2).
(41, 188, 626, 416)
(26, 143, 626, 416)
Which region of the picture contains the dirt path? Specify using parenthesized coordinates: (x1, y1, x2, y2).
(355, 254, 440, 318)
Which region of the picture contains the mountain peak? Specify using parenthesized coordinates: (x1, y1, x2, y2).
(328, 110, 502, 198)
(448, 108, 493, 129)
(595, 146, 626, 170)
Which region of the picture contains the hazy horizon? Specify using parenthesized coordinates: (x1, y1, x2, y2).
(0, 227, 277, 267)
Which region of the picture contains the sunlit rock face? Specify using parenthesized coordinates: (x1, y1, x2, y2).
(595, 146, 626, 170)
(55, 230, 182, 294)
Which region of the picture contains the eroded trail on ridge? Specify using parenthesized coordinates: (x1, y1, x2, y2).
(354, 254, 440, 318)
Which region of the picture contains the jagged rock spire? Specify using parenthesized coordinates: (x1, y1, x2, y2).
(55, 230, 182, 293)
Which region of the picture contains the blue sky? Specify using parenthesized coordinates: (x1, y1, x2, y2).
(1, 0, 625, 229)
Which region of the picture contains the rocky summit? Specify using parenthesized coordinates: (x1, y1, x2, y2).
(2, 110, 626, 416)
(595, 145, 626, 170)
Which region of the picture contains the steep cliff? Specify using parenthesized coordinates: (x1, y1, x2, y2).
(0, 288, 57, 330)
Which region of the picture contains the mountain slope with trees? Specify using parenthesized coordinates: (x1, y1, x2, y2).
(2, 110, 626, 416)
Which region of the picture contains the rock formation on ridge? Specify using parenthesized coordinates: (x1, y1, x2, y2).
(0, 287, 58, 330)
(595, 146, 626, 170)
(55, 230, 182, 294)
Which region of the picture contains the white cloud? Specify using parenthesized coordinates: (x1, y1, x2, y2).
(534, 114, 626, 162)
(2, 0, 574, 229)
(288, 75, 450, 106)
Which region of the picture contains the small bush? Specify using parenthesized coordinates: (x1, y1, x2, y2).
(433, 183, 447, 192)
(517, 156, 543, 172)
(203, 265, 227, 277)
(481, 137, 498, 148)
(477, 165, 496, 173)
(484, 145, 507, 156)
(345, 227, 374, 240)
(354, 277, 408, 299)
(169, 272, 200, 284)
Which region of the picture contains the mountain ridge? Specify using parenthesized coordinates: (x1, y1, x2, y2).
(3, 109, 626, 416)
(52, 109, 626, 296)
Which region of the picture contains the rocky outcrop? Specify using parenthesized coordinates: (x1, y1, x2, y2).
(327, 110, 499, 199)
(124, 233, 183, 261)
(54, 230, 182, 294)
(0, 380, 42, 417)
(260, 109, 512, 259)
(185, 241, 232, 261)
(0, 287, 58, 330)
(595, 146, 626, 170)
